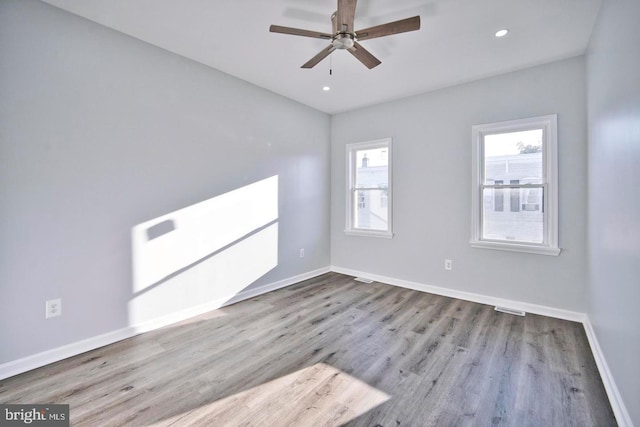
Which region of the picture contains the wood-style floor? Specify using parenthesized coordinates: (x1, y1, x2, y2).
(1, 273, 616, 426)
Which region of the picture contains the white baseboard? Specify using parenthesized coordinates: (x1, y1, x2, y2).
(0, 266, 330, 381)
(583, 319, 633, 427)
(0, 327, 137, 383)
(330, 265, 586, 322)
(331, 265, 633, 427)
(224, 266, 330, 305)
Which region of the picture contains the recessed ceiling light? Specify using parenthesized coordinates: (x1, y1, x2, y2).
(495, 29, 509, 38)
(322, 86, 331, 91)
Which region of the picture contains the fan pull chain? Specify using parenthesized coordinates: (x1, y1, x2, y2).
(330, 53, 333, 76)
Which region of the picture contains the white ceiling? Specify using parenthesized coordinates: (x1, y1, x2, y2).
(40, 0, 602, 114)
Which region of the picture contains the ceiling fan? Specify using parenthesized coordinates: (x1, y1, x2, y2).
(269, 0, 421, 70)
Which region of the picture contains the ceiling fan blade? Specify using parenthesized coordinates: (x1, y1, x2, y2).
(348, 42, 381, 69)
(301, 45, 336, 69)
(269, 25, 332, 40)
(337, 0, 357, 33)
(356, 16, 421, 41)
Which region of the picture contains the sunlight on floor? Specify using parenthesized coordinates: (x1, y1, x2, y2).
(150, 363, 390, 426)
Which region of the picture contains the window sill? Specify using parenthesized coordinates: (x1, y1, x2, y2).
(345, 229, 393, 239)
(470, 240, 561, 256)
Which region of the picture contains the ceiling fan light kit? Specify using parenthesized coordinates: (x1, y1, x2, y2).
(270, 0, 420, 69)
(332, 32, 355, 50)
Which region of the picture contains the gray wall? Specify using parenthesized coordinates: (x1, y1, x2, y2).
(586, 0, 640, 423)
(331, 57, 588, 312)
(0, 0, 330, 363)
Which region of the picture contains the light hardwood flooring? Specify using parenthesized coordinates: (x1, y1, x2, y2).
(1, 273, 617, 426)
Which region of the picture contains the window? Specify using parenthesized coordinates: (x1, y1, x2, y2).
(471, 115, 560, 255)
(345, 138, 392, 238)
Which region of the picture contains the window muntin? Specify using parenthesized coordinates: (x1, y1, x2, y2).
(346, 139, 392, 238)
(471, 116, 559, 255)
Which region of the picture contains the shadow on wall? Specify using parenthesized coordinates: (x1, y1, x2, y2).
(128, 176, 279, 326)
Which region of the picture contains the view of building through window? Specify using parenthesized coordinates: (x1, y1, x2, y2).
(482, 129, 544, 243)
(354, 147, 389, 231)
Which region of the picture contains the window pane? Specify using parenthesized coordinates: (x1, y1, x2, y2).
(510, 180, 520, 212)
(355, 147, 388, 189)
(484, 129, 543, 184)
(482, 187, 543, 243)
(494, 180, 504, 211)
(354, 189, 388, 231)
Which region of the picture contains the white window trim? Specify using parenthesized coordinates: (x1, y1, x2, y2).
(345, 138, 393, 238)
(470, 115, 560, 256)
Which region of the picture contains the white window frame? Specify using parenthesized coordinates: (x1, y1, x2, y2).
(345, 138, 393, 238)
(471, 115, 560, 256)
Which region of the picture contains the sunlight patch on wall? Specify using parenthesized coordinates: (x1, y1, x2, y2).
(128, 176, 279, 326)
(128, 223, 278, 326)
(151, 363, 390, 425)
(131, 176, 278, 293)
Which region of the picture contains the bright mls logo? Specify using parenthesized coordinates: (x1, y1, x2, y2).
(1, 404, 69, 426)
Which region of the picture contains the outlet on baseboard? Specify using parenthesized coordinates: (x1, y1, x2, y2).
(46, 298, 62, 319)
(444, 259, 453, 271)
(299, 248, 305, 258)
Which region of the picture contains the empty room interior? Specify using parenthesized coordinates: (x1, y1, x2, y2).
(1, 0, 638, 425)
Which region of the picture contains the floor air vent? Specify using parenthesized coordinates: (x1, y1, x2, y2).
(494, 306, 526, 316)
(354, 277, 373, 283)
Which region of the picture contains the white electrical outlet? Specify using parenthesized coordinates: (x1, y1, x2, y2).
(46, 298, 62, 319)
(299, 248, 305, 258)
(444, 259, 453, 271)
